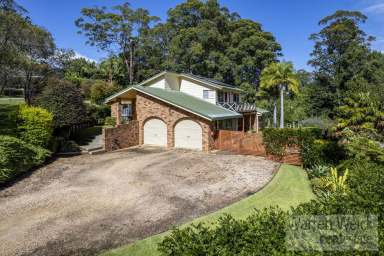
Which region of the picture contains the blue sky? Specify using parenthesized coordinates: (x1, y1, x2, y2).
(18, 0, 384, 70)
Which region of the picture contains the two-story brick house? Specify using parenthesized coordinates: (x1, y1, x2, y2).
(104, 71, 267, 151)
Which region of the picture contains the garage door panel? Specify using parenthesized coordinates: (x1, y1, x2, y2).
(144, 119, 167, 146)
(175, 120, 202, 150)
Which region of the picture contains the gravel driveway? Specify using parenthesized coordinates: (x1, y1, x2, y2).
(0, 147, 278, 256)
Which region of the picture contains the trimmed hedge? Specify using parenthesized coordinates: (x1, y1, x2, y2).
(263, 128, 344, 168)
(0, 136, 50, 183)
(17, 104, 53, 148)
(263, 128, 322, 156)
(159, 207, 289, 255)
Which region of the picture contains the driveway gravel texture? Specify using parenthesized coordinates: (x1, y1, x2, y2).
(0, 147, 279, 256)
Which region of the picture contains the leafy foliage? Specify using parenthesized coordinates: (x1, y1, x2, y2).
(260, 61, 300, 128)
(0, 103, 18, 135)
(0, 2, 55, 103)
(318, 167, 349, 194)
(17, 104, 53, 148)
(307, 165, 330, 179)
(90, 80, 120, 105)
(0, 135, 50, 183)
(37, 78, 87, 128)
(334, 92, 384, 138)
(158, 207, 288, 256)
(76, 2, 159, 85)
(308, 10, 384, 115)
(263, 128, 344, 168)
(85, 103, 111, 125)
(339, 129, 384, 165)
(104, 116, 116, 127)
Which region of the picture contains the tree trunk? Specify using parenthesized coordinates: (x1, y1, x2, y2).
(280, 85, 284, 129)
(108, 58, 113, 85)
(273, 100, 277, 128)
(0, 73, 7, 95)
(129, 42, 134, 85)
(24, 70, 32, 105)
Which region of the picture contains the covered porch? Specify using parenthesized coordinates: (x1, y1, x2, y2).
(217, 102, 268, 133)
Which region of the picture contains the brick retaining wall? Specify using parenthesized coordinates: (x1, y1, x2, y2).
(103, 121, 139, 151)
(214, 130, 302, 165)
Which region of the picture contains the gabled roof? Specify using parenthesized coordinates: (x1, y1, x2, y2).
(104, 71, 244, 104)
(106, 85, 242, 121)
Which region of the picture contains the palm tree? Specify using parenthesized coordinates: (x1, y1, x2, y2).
(260, 62, 300, 128)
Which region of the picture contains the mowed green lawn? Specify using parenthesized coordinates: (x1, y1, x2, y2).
(0, 97, 24, 105)
(100, 164, 315, 256)
(0, 98, 24, 135)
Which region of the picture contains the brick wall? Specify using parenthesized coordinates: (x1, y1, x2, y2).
(135, 92, 215, 151)
(213, 130, 302, 165)
(103, 121, 139, 151)
(214, 130, 266, 156)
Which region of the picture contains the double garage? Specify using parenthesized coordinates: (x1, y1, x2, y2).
(143, 118, 203, 150)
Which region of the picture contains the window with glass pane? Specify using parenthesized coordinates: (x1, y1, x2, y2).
(121, 104, 132, 122)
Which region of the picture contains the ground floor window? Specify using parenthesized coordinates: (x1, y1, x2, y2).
(121, 104, 132, 122)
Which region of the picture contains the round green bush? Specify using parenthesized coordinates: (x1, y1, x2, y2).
(0, 136, 50, 183)
(17, 104, 53, 148)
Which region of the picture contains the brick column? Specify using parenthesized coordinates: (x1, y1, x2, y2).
(111, 101, 122, 126)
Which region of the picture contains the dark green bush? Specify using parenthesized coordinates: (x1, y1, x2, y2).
(104, 116, 116, 127)
(0, 136, 50, 183)
(158, 207, 289, 256)
(85, 103, 110, 125)
(263, 128, 322, 156)
(307, 165, 330, 179)
(263, 128, 344, 168)
(0, 104, 18, 136)
(17, 104, 53, 148)
(37, 78, 87, 128)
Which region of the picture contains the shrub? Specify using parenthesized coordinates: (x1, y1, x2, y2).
(263, 128, 322, 156)
(307, 164, 330, 179)
(339, 129, 384, 165)
(293, 158, 384, 252)
(0, 136, 50, 183)
(37, 78, 87, 128)
(17, 104, 53, 148)
(158, 207, 289, 256)
(85, 103, 111, 125)
(263, 128, 326, 168)
(104, 116, 116, 127)
(90, 80, 119, 105)
(0, 104, 19, 136)
(318, 167, 349, 195)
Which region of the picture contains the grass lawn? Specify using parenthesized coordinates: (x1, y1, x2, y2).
(100, 164, 315, 256)
(0, 97, 25, 105)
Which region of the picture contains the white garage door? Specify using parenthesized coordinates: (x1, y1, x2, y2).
(174, 120, 202, 150)
(144, 119, 167, 146)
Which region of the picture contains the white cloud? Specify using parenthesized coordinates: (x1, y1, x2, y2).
(364, 2, 384, 14)
(73, 51, 98, 63)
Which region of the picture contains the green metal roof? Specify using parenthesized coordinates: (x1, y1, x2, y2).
(133, 85, 242, 121)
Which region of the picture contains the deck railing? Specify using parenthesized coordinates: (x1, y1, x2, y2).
(217, 102, 258, 113)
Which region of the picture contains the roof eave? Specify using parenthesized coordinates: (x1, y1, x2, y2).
(180, 74, 244, 93)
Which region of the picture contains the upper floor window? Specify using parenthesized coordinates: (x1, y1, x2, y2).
(203, 90, 215, 99)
